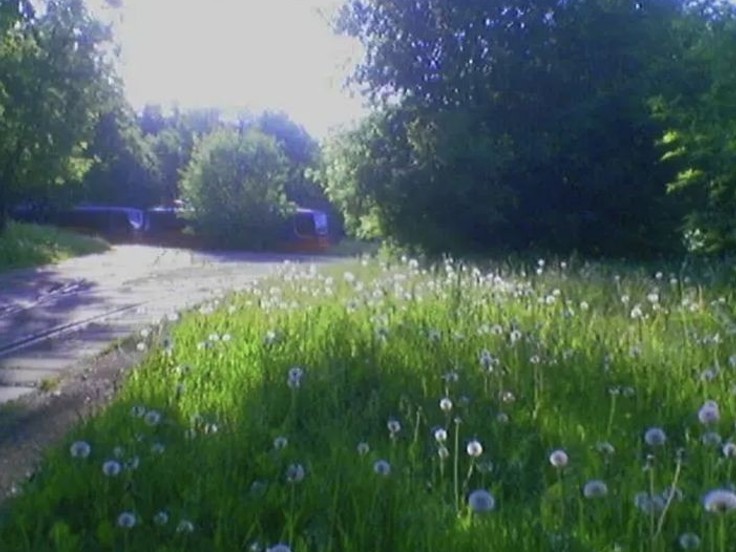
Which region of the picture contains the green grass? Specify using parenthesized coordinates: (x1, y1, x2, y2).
(1, 256, 736, 551)
(0, 221, 109, 272)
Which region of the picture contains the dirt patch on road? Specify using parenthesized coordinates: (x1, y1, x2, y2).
(0, 338, 145, 503)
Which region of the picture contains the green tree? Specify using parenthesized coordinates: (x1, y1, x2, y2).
(179, 128, 293, 249)
(0, 0, 115, 230)
(329, 0, 705, 256)
(654, 6, 736, 253)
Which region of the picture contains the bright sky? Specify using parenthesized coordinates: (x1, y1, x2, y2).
(89, 0, 367, 139)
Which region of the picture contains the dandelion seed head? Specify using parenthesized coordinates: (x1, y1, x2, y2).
(701, 431, 722, 447)
(703, 489, 736, 513)
(176, 520, 195, 533)
(286, 463, 305, 483)
(153, 511, 169, 525)
(468, 489, 496, 513)
(69, 441, 91, 459)
(698, 401, 720, 425)
(549, 449, 569, 469)
(102, 460, 122, 477)
(357, 442, 370, 456)
(434, 428, 448, 443)
(117, 511, 136, 528)
(466, 439, 483, 457)
(439, 397, 453, 412)
(144, 410, 162, 426)
(644, 427, 666, 446)
(582, 480, 608, 499)
(130, 405, 146, 417)
(387, 419, 401, 434)
(267, 545, 292, 552)
(438, 446, 450, 460)
(374, 459, 391, 476)
(678, 532, 701, 550)
(273, 436, 288, 451)
(723, 442, 736, 458)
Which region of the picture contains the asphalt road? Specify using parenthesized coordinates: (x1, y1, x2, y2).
(0, 245, 333, 404)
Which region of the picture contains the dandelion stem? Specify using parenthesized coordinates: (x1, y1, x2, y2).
(605, 393, 617, 439)
(453, 418, 461, 514)
(654, 458, 682, 538)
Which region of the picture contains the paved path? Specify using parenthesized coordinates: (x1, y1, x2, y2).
(0, 246, 331, 404)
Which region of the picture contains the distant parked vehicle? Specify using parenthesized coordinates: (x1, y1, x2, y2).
(53, 205, 147, 240)
(280, 208, 330, 253)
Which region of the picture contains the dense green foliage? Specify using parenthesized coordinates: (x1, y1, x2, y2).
(2, 258, 736, 550)
(0, 0, 116, 228)
(179, 128, 294, 249)
(321, 0, 736, 257)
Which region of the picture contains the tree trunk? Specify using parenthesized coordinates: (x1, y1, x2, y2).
(0, 181, 8, 234)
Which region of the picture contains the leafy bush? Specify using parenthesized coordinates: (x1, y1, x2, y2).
(180, 128, 294, 250)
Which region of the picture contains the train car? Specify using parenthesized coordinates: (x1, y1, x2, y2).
(279, 208, 330, 253)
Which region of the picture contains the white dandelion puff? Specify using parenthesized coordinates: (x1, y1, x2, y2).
(102, 460, 122, 477)
(466, 439, 483, 457)
(678, 532, 701, 550)
(582, 480, 608, 499)
(267, 545, 292, 552)
(644, 427, 666, 446)
(439, 397, 453, 412)
(703, 489, 736, 513)
(374, 459, 391, 476)
(468, 489, 496, 513)
(151, 442, 165, 455)
(153, 511, 169, 525)
(286, 463, 306, 483)
(387, 419, 401, 435)
(434, 428, 448, 443)
(698, 401, 720, 425)
(273, 436, 288, 451)
(144, 410, 162, 426)
(69, 441, 91, 459)
(117, 512, 136, 528)
(723, 442, 736, 458)
(176, 520, 195, 533)
(357, 442, 370, 456)
(549, 449, 569, 469)
(130, 405, 146, 418)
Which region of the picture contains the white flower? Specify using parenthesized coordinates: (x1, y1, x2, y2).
(582, 480, 608, 499)
(357, 442, 370, 456)
(151, 442, 165, 455)
(373, 459, 391, 476)
(698, 401, 720, 425)
(69, 441, 91, 459)
(117, 511, 136, 528)
(466, 439, 483, 457)
(144, 410, 162, 426)
(130, 405, 146, 417)
(267, 544, 292, 552)
(176, 520, 195, 533)
(434, 428, 448, 443)
(703, 489, 736, 513)
(644, 427, 666, 446)
(468, 489, 496, 513)
(701, 431, 722, 447)
(287, 366, 304, 388)
(678, 532, 701, 550)
(286, 463, 305, 483)
(549, 449, 569, 469)
(387, 419, 401, 434)
(153, 511, 169, 525)
(723, 442, 736, 458)
(596, 442, 615, 456)
(496, 412, 509, 424)
(102, 460, 122, 477)
(273, 436, 288, 450)
(438, 446, 450, 460)
(439, 397, 453, 412)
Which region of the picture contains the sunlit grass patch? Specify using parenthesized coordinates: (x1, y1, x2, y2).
(0, 222, 109, 272)
(1, 256, 736, 551)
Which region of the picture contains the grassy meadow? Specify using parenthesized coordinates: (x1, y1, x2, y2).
(1, 256, 736, 551)
(0, 222, 109, 273)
